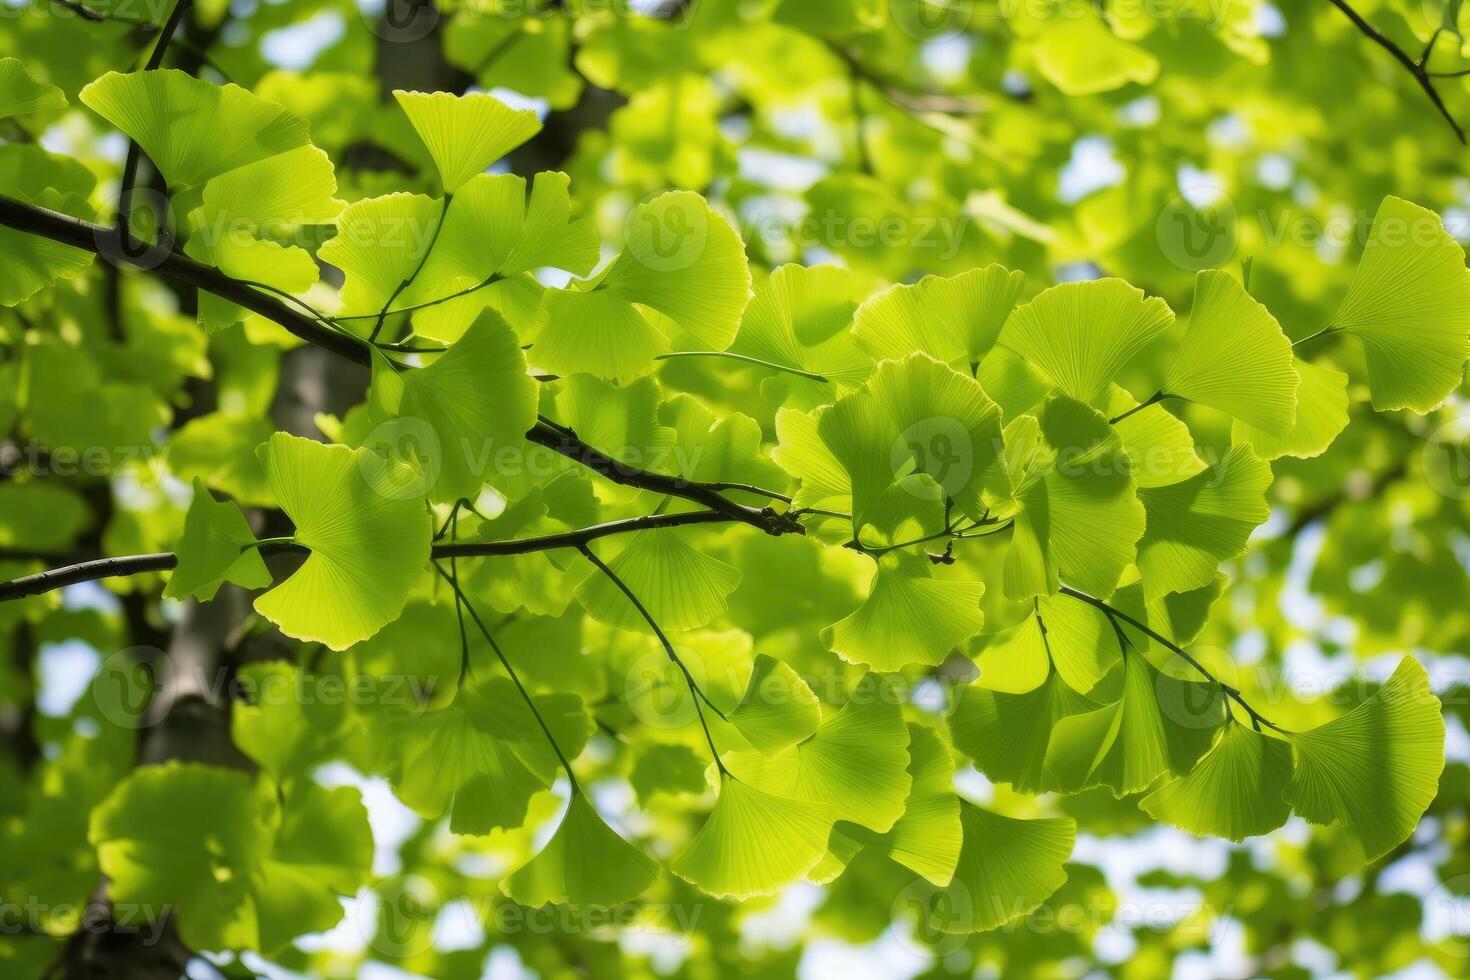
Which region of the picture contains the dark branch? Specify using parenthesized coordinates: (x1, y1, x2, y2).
(1325, 0, 1466, 143)
(0, 510, 751, 601)
(0, 195, 802, 539)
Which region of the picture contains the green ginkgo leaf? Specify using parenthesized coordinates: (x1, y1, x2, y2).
(0, 58, 66, 118)
(394, 89, 542, 193)
(1044, 651, 1224, 797)
(949, 673, 1098, 794)
(1036, 592, 1121, 695)
(824, 555, 985, 672)
(773, 405, 851, 514)
(502, 793, 660, 907)
(973, 615, 1051, 694)
(0, 145, 95, 306)
(725, 653, 822, 755)
(815, 388, 901, 534)
(164, 478, 270, 602)
(1163, 270, 1299, 435)
(1102, 385, 1207, 489)
(389, 677, 593, 834)
(1000, 278, 1173, 404)
(1284, 656, 1444, 865)
(1140, 720, 1293, 841)
(90, 764, 370, 953)
(852, 265, 1026, 368)
(1031, 11, 1159, 96)
(866, 352, 1008, 517)
(534, 192, 752, 381)
(1135, 445, 1272, 600)
(251, 782, 373, 953)
(630, 743, 710, 807)
(1003, 395, 1146, 600)
(1330, 196, 1470, 413)
(1231, 358, 1349, 460)
(575, 528, 741, 633)
(844, 723, 962, 886)
(369, 309, 537, 502)
(406, 171, 599, 341)
(253, 433, 432, 650)
(670, 774, 834, 899)
(555, 373, 675, 471)
(924, 802, 1074, 934)
(318, 193, 444, 317)
(731, 264, 872, 387)
(727, 678, 911, 832)
(80, 70, 311, 187)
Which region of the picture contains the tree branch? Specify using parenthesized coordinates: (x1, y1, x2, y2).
(0, 194, 802, 539)
(1325, 0, 1466, 143)
(0, 509, 756, 601)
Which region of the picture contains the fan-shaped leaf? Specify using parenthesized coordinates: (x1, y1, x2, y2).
(1135, 445, 1272, 600)
(1231, 358, 1349, 460)
(164, 478, 270, 602)
(80, 70, 310, 187)
(1330, 196, 1470, 412)
(393, 89, 541, 193)
(502, 793, 660, 908)
(824, 555, 984, 672)
(727, 678, 911, 833)
(1140, 721, 1293, 841)
(1284, 656, 1444, 865)
(853, 265, 1025, 368)
(725, 653, 821, 755)
(670, 775, 833, 899)
(924, 802, 1075, 934)
(0, 58, 66, 118)
(253, 433, 433, 650)
(368, 309, 537, 502)
(1000, 278, 1173, 404)
(534, 192, 751, 381)
(1164, 271, 1299, 434)
(576, 528, 741, 633)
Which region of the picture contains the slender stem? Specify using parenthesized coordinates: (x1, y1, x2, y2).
(447, 509, 471, 687)
(335, 274, 501, 322)
(576, 544, 729, 775)
(703, 482, 794, 503)
(1108, 391, 1168, 426)
(114, 0, 193, 248)
(655, 350, 829, 383)
(1058, 585, 1290, 734)
(244, 536, 296, 551)
(1292, 324, 1343, 348)
(369, 194, 450, 342)
(431, 562, 581, 793)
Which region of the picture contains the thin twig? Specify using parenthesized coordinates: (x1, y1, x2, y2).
(576, 544, 730, 774)
(1325, 0, 1466, 143)
(1058, 585, 1290, 734)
